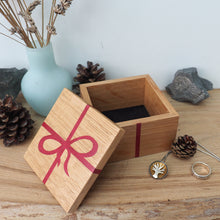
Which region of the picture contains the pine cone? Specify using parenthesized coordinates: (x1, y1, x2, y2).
(73, 61, 105, 94)
(0, 95, 34, 146)
(172, 135, 197, 159)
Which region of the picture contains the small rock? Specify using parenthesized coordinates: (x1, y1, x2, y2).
(166, 67, 213, 104)
(0, 68, 27, 99)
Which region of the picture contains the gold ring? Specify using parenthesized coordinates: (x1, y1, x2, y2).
(192, 161, 211, 180)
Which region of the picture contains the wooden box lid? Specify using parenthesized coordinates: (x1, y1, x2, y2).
(24, 88, 124, 213)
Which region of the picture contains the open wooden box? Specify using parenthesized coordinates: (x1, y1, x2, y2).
(80, 75, 179, 162)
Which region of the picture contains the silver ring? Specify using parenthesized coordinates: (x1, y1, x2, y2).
(192, 161, 211, 180)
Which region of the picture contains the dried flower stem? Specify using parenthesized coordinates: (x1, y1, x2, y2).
(42, 0, 44, 45)
(22, 1, 44, 47)
(0, 0, 73, 48)
(0, 32, 26, 46)
(17, 1, 35, 47)
(46, 13, 57, 45)
(4, 0, 28, 41)
(51, 0, 56, 25)
(46, 0, 56, 45)
(0, 23, 23, 40)
(11, 0, 22, 25)
(26, 2, 44, 47)
(49, 0, 56, 27)
(0, 2, 33, 48)
(17, 0, 27, 30)
(3, 1, 20, 26)
(22, 0, 28, 8)
(0, 2, 17, 25)
(0, 22, 10, 32)
(16, 0, 36, 48)
(17, 0, 35, 48)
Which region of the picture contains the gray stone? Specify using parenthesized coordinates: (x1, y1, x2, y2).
(166, 67, 213, 104)
(0, 68, 27, 99)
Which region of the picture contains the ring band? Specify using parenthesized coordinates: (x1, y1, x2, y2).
(192, 161, 211, 180)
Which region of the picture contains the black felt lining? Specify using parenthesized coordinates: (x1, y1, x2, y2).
(102, 105, 150, 123)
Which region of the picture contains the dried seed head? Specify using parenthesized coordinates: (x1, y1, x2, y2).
(19, 11, 36, 27)
(61, 0, 73, 10)
(18, 11, 26, 17)
(25, 15, 35, 25)
(54, 4, 65, 15)
(26, 25, 37, 33)
(46, 25, 57, 35)
(9, 27, 17, 35)
(27, 0, 41, 15)
(54, 0, 73, 15)
(9, 26, 22, 35)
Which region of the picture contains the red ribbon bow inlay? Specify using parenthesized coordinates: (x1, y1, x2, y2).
(38, 105, 101, 184)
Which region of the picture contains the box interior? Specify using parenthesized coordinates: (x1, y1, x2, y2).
(87, 77, 169, 122)
(102, 105, 150, 123)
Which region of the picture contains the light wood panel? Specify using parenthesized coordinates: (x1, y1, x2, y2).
(80, 75, 146, 112)
(0, 89, 220, 219)
(24, 89, 124, 212)
(81, 75, 179, 162)
(144, 75, 169, 115)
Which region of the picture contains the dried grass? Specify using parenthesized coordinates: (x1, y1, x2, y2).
(0, 0, 73, 48)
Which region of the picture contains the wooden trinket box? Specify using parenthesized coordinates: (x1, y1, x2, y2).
(80, 75, 179, 162)
(24, 89, 124, 212)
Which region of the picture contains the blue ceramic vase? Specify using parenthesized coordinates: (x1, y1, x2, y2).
(21, 43, 72, 116)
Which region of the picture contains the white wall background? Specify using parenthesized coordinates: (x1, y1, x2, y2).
(0, 0, 220, 89)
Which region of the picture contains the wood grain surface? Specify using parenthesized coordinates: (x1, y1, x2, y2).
(24, 89, 124, 212)
(0, 90, 220, 219)
(81, 75, 179, 162)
